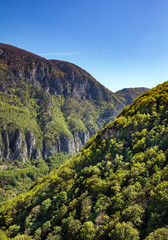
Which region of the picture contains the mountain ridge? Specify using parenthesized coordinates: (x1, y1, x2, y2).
(0, 42, 148, 162)
(0, 43, 116, 101)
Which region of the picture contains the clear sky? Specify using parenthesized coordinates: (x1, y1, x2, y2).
(1, 0, 168, 92)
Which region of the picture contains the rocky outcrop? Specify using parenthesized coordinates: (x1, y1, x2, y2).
(0, 129, 41, 162)
(0, 127, 92, 162)
(43, 130, 91, 158)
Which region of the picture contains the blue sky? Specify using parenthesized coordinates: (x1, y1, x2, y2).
(1, 0, 168, 92)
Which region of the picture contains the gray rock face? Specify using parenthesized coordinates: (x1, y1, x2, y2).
(42, 130, 91, 158)
(0, 128, 95, 162)
(12, 130, 28, 162)
(25, 131, 36, 159)
(0, 129, 41, 162)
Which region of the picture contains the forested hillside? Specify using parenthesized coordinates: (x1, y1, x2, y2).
(0, 81, 168, 240)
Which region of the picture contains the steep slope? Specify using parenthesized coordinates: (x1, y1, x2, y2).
(0, 81, 168, 240)
(0, 43, 125, 162)
(0, 43, 147, 202)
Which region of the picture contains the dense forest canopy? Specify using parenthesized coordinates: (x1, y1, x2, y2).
(0, 81, 168, 239)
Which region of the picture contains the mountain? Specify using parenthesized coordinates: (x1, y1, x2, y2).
(115, 87, 149, 105)
(0, 43, 114, 161)
(0, 81, 168, 240)
(0, 43, 147, 163)
(0, 43, 148, 202)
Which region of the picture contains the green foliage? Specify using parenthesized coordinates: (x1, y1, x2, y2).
(145, 227, 168, 240)
(34, 228, 41, 240)
(46, 153, 73, 172)
(109, 221, 140, 240)
(0, 152, 74, 202)
(41, 198, 52, 214)
(122, 204, 144, 226)
(79, 221, 95, 240)
(66, 219, 81, 240)
(0, 230, 8, 240)
(0, 159, 49, 202)
(1, 81, 168, 239)
(13, 235, 33, 240)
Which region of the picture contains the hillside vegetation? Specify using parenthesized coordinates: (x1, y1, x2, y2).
(0, 81, 168, 239)
(0, 43, 147, 201)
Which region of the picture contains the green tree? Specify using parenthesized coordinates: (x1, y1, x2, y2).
(41, 198, 52, 214)
(145, 227, 168, 240)
(109, 221, 139, 240)
(79, 221, 95, 240)
(13, 235, 33, 240)
(67, 219, 82, 240)
(122, 204, 144, 226)
(34, 227, 41, 240)
(0, 230, 8, 240)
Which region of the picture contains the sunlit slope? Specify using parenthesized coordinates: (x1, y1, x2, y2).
(0, 43, 148, 203)
(0, 81, 168, 239)
(4, 45, 168, 240)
